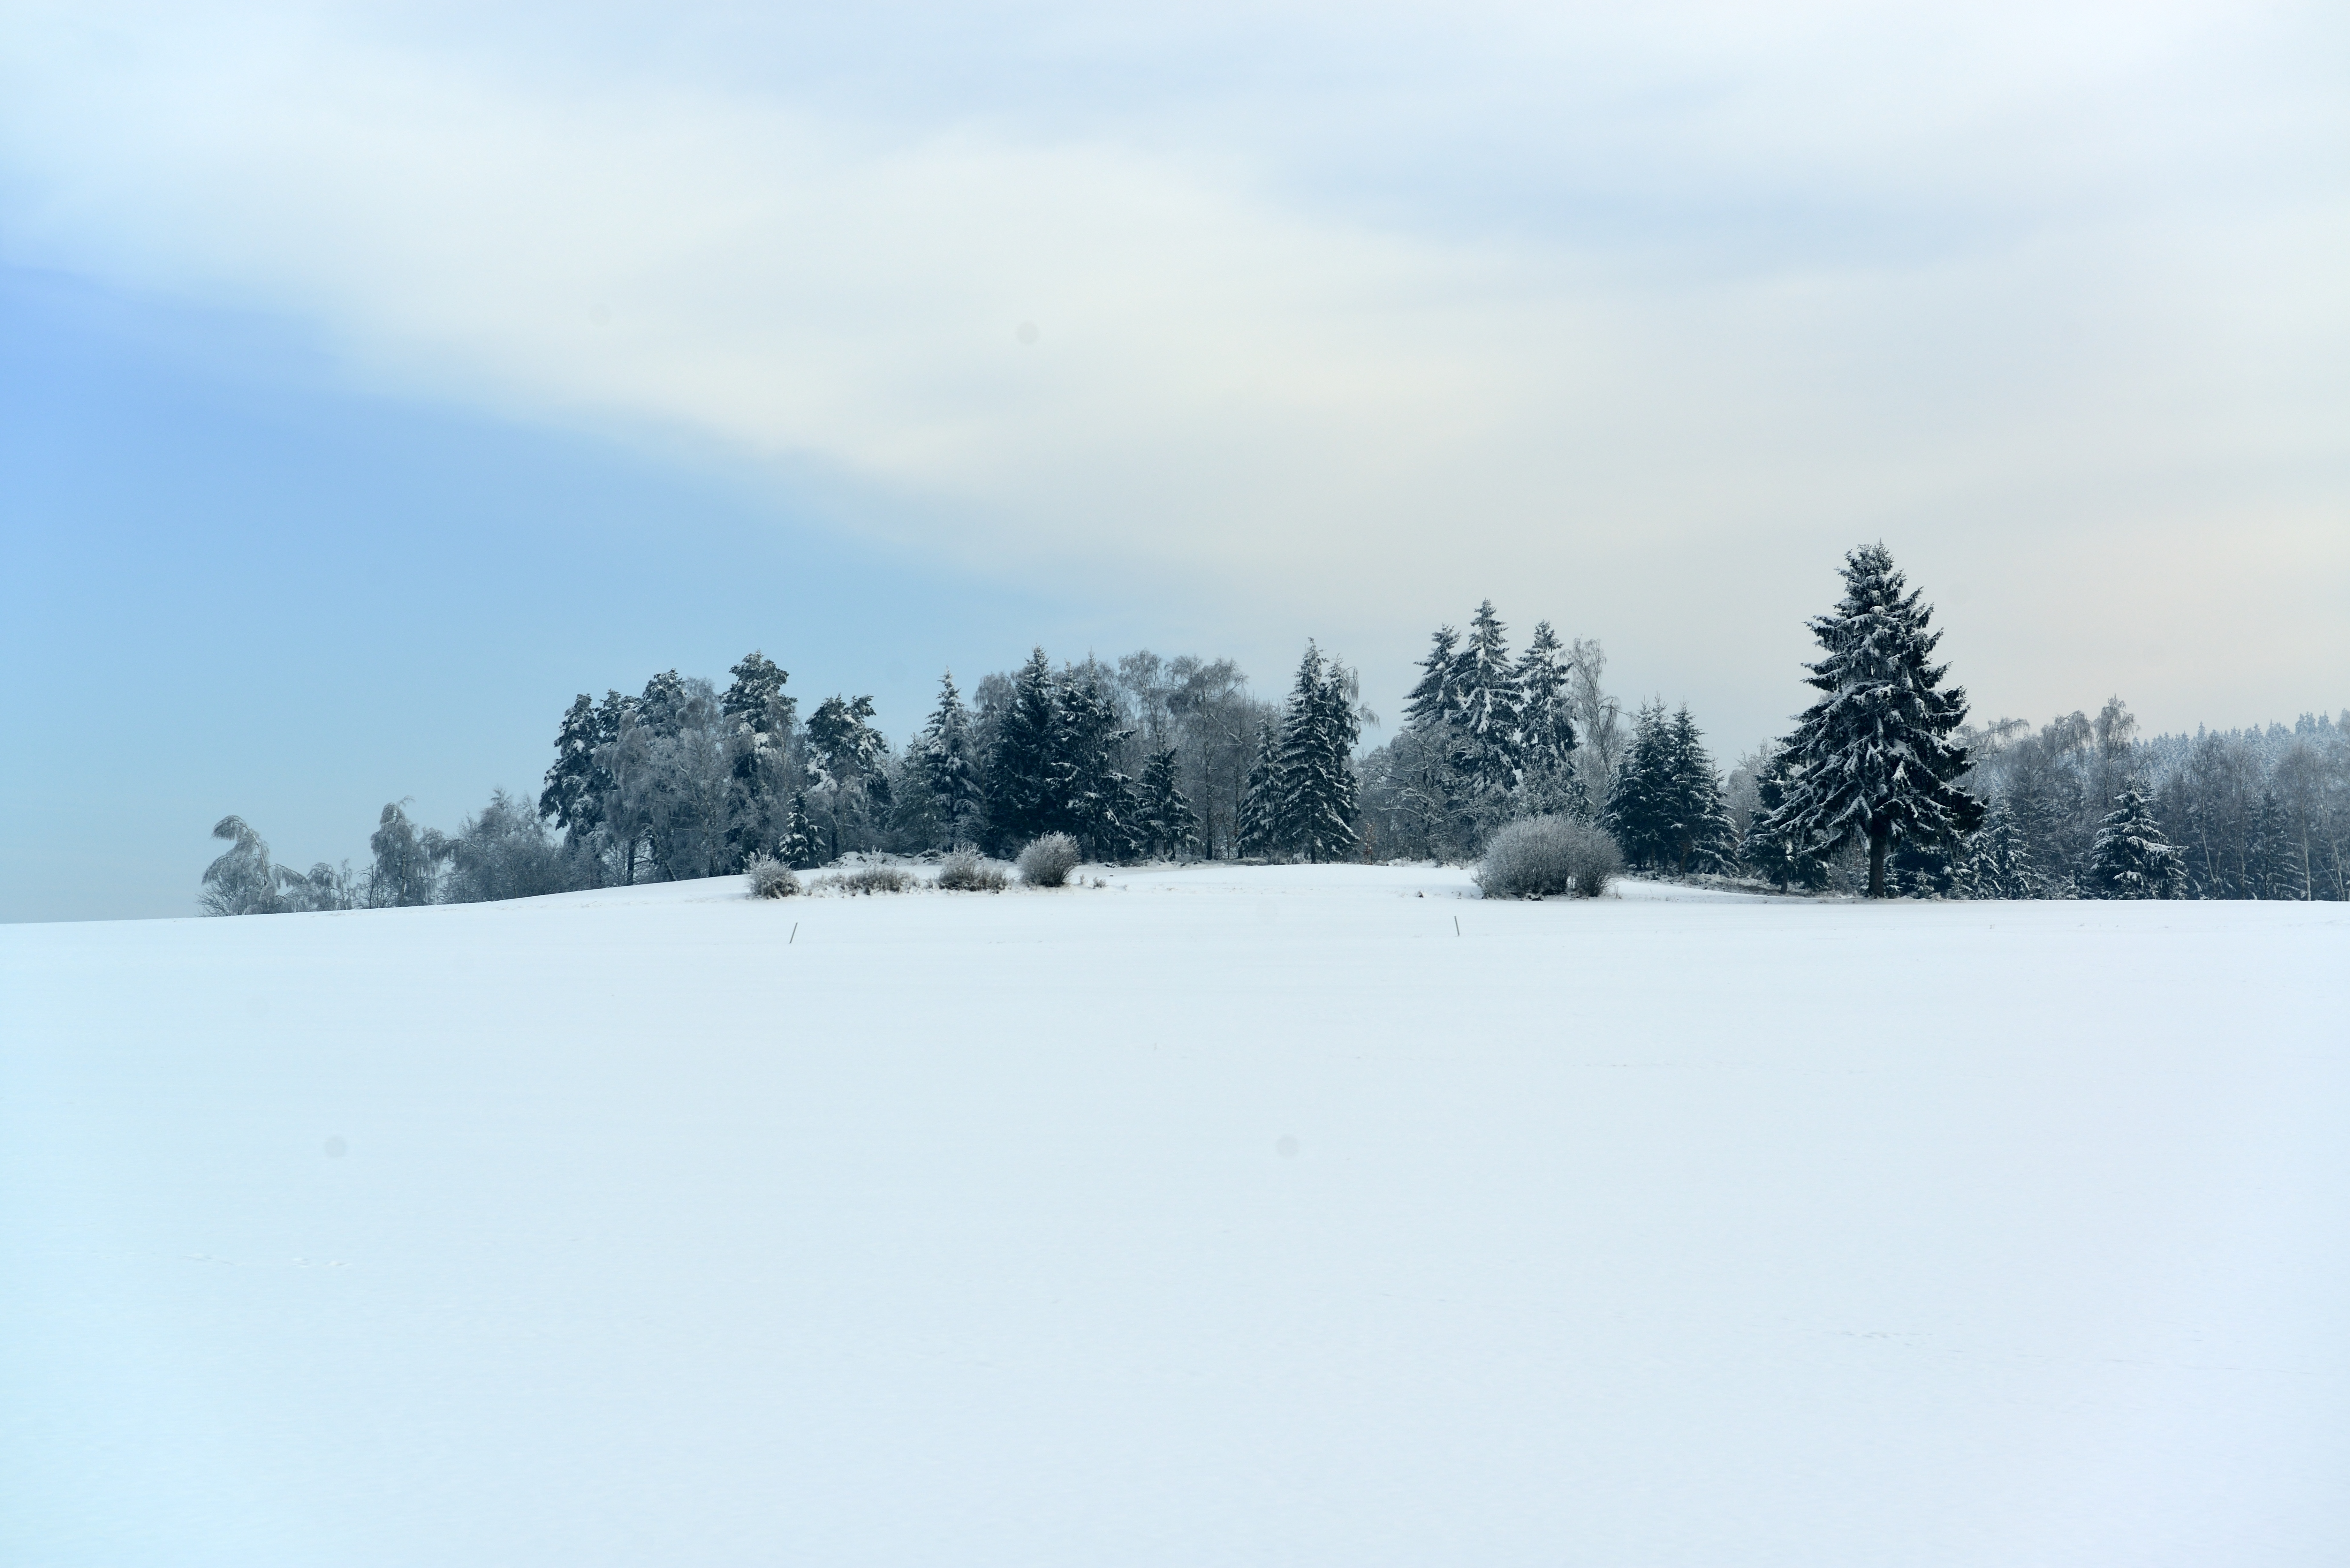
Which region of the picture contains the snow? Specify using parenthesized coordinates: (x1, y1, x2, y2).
(5, 867, 2345, 1566)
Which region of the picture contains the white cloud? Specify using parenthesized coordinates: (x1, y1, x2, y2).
(4, 0, 2345, 736)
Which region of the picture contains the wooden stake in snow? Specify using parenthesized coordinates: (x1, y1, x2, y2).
(1455, 916, 1461, 937)
(790, 923, 798, 945)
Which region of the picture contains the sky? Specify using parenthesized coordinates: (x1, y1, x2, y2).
(4, 0, 2346, 921)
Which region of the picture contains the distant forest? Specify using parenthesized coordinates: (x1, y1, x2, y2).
(203, 548, 2350, 910)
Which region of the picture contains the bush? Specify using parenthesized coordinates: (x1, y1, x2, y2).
(821, 863, 913, 895)
(746, 855, 801, 899)
(936, 850, 1009, 893)
(1015, 833, 1081, 887)
(1475, 816, 1622, 899)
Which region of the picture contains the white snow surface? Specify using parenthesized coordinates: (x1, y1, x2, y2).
(5, 865, 2345, 1566)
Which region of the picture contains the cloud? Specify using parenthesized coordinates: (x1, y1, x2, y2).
(4, 0, 2345, 731)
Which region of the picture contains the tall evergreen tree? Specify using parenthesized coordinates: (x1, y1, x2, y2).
(538, 693, 609, 841)
(1137, 746, 1199, 858)
(1513, 620, 1581, 814)
(1660, 705, 1734, 875)
(1959, 793, 2038, 899)
(2089, 788, 2182, 898)
(1402, 626, 1463, 732)
(720, 651, 791, 730)
(1270, 643, 1362, 862)
(1450, 601, 1522, 802)
(779, 791, 821, 869)
(1238, 720, 1281, 859)
(986, 648, 1062, 853)
(806, 693, 890, 860)
(1740, 744, 1830, 891)
(721, 651, 797, 864)
(1608, 703, 1731, 875)
(1762, 543, 1983, 898)
(2244, 787, 2289, 900)
(1054, 674, 1139, 860)
(1605, 701, 1671, 869)
(914, 670, 984, 846)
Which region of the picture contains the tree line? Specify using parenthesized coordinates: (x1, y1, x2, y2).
(200, 544, 2349, 910)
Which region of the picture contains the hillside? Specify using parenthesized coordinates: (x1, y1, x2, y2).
(5, 867, 2344, 1566)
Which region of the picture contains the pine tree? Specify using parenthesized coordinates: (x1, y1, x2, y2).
(637, 669, 689, 737)
(2089, 788, 2182, 898)
(985, 648, 1060, 853)
(2244, 787, 2288, 899)
(1403, 626, 1463, 732)
(1054, 674, 1139, 861)
(1659, 705, 1734, 875)
(1137, 746, 1199, 858)
(1451, 601, 1521, 802)
(779, 791, 821, 869)
(720, 651, 791, 730)
(1740, 745, 1829, 891)
(1762, 543, 1983, 897)
(1270, 643, 1361, 862)
(1604, 701, 1671, 870)
(721, 651, 796, 865)
(915, 670, 984, 846)
(1610, 703, 1732, 875)
(1959, 793, 2038, 899)
(1238, 720, 1281, 859)
(1513, 620, 1581, 814)
(538, 693, 608, 838)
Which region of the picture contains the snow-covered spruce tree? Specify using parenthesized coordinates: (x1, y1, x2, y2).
(1513, 620, 1581, 815)
(804, 693, 891, 862)
(1238, 720, 1281, 858)
(985, 648, 1060, 854)
(779, 790, 821, 869)
(538, 693, 610, 848)
(2088, 788, 2182, 898)
(1053, 673, 1140, 861)
(1607, 703, 1731, 875)
(720, 650, 797, 865)
(2244, 787, 2290, 900)
(914, 670, 984, 848)
(1137, 746, 1198, 858)
(1660, 705, 1735, 875)
(1390, 625, 1476, 856)
(1603, 701, 1670, 869)
(1739, 744, 1829, 891)
(1269, 643, 1362, 862)
(1959, 794, 2038, 899)
(1402, 625, 1463, 733)
(1762, 544, 1984, 898)
(1450, 601, 1522, 806)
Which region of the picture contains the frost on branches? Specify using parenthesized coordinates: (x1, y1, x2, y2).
(2089, 788, 2183, 899)
(1762, 544, 1984, 898)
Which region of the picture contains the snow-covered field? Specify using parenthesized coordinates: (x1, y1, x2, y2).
(5, 866, 2345, 1566)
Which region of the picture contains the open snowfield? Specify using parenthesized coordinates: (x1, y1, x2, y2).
(5, 865, 2345, 1566)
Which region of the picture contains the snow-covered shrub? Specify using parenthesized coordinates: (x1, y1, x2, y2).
(1016, 833, 1081, 887)
(835, 864, 913, 895)
(746, 855, 801, 899)
(936, 850, 1008, 893)
(1475, 816, 1622, 899)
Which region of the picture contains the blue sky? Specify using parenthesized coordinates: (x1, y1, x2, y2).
(4, 1, 2346, 920)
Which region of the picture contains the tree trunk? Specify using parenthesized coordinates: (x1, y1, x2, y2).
(1868, 829, 1888, 898)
